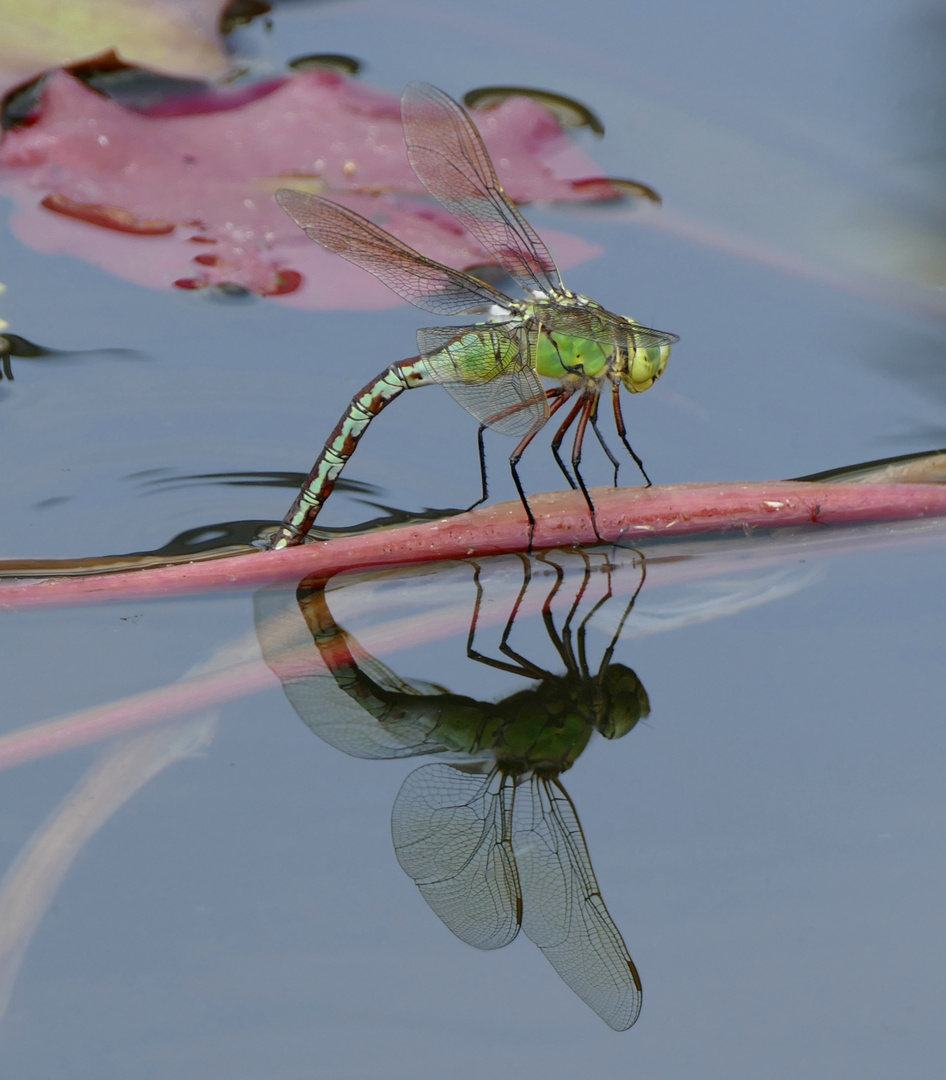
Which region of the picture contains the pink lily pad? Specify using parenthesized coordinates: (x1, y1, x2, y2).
(0, 69, 627, 309)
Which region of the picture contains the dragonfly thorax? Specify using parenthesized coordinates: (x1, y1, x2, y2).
(534, 329, 614, 383)
(526, 297, 672, 395)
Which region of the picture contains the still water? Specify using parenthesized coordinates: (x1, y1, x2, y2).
(1, 1, 945, 1077)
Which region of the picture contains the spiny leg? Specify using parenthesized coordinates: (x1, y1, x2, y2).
(509, 394, 573, 552)
(502, 551, 532, 650)
(590, 395, 622, 486)
(467, 557, 549, 678)
(465, 424, 489, 512)
(549, 393, 587, 490)
(576, 554, 616, 677)
(612, 382, 652, 487)
(498, 553, 551, 676)
(534, 550, 571, 670)
(571, 392, 603, 542)
(595, 551, 647, 680)
(558, 549, 595, 674)
(466, 560, 486, 661)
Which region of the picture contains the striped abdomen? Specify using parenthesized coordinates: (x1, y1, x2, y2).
(269, 358, 430, 548)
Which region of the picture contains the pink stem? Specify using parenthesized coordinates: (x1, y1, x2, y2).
(2, 481, 946, 611)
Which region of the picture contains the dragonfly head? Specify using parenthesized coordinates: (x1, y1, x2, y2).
(622, 340, 671, 394)
(593, 663, 650, 740)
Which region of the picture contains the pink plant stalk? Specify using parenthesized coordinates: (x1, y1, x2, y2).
(3, 480, 946, 611)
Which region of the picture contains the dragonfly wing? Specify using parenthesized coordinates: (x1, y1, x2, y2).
(417, 323, 548, 439)
(276, 188, 513, 317)
(626, 322, 680, 349)
(514, 776, 642, 1030)
(545, 308, 680, 352)
(282, 668, 451, 760)
(402, 82, 565, 299)
(392, 763, 522, 950)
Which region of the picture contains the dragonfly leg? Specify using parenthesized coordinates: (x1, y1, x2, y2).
(466, 558, 549, 677)
(509, 434, 546, 552)
(498, 553, 543, 673)
(590, 398, 621, 486)
(270, 357, 427, 548)
(576, 555, 616, 677)
(507, 390, 571, 550)
(534, 549, 580, 672)
(612, 383, 652, 487)
(549, 393, 586, 490)
(571, 393, 603, 542)
(595, 552, 647, 680)
(496, 554, 561, 676)
(464, 424, 490, 512)
(559, 549, 596, 674)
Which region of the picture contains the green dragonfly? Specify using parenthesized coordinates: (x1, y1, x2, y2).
(256, 550, 650, 1029)
(269, 82, 678, 548)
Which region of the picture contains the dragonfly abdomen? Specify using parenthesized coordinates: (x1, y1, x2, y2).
(270, 358, 432, 548)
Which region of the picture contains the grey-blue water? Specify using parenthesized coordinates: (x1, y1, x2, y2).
(1, 1, 945, 1076)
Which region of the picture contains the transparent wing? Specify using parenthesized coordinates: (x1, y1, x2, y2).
(401, 82, 565, 299)
(417, 323, 548, 438)
(514, 776, 642, 1030)
(625, 322, 680, 349)
(282, 666, 452, 760)
(276, 188, 514, 317)
(277, 588, 454, 760)
(392, 763, 522, 950)
(543, 306, 680, 351)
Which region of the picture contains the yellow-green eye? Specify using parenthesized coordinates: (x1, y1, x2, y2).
(624, 344, 671, 392)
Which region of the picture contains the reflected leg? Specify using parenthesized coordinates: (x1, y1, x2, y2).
(595, 551, 647, 679)
(466, 559, 548, 678)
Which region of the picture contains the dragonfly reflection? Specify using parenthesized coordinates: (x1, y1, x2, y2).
(264, 552, 650, 1030)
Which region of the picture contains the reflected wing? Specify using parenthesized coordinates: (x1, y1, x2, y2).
(417, 324, 548, 438)
(514, 776, 642, 1030)
(392, 763, 522, 950)
(283, 588, 453, 759)
(401, 82, 564, 299)
(276, 188, 513, 317)
(255, 586, 446, 759)
(281, 668, 451, 760)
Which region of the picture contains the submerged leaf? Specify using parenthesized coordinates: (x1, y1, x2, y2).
(0, 0, 230, 98)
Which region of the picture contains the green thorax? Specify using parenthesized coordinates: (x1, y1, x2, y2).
(517, 294, 671, 392)
(534, 329, 612, 381)
(330, 657, 649, 778)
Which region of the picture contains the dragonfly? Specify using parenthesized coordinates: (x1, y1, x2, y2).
(269, 82, 678, 548)
(256, 550, 650, 1029)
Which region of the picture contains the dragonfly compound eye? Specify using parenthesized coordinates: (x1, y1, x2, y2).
(624, 343, 671, 393)
(593, 664, 650, 739)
